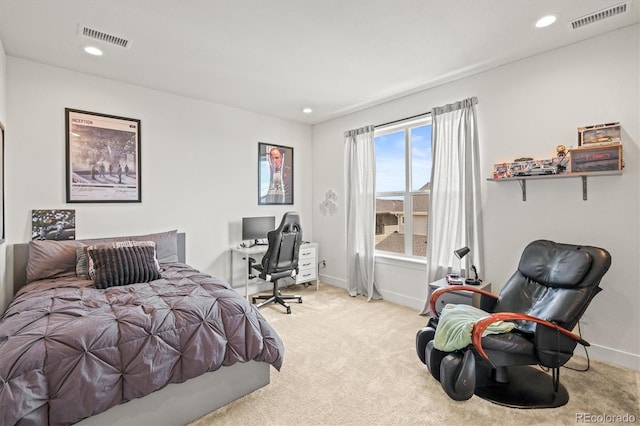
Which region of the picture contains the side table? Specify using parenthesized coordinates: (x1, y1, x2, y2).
(419, 278, 492, 316)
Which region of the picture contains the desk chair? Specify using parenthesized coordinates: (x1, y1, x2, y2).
(251, 211, 303, 314)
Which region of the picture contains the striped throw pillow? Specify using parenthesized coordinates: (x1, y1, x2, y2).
(86, 243, 161, 289)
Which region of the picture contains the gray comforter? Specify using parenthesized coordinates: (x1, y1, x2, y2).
(0, 263, 284, 425)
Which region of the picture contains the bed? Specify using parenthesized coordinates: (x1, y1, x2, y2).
(2, 230, 284, 425)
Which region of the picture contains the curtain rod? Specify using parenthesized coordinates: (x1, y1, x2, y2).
(374, 97, 478, 129)
(374, 111, 431, 129)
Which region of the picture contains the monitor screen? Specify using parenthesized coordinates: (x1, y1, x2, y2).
(242, 216, 276, 244)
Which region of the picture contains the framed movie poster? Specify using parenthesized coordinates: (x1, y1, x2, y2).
(258, 142, 293, 205)
(65, 108, 141, 203)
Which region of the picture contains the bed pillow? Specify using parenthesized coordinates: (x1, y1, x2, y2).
(26, 240, 82, 283)
(85, 240, 159, 276)
(85, 229, 178, 262)
(76, 230, 179, 278)
(79, 240, 160, 279)
(123, 229, 179, 264)
(87, 243, 162, 289)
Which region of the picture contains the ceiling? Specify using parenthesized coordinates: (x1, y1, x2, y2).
(0, 0, 638, 125)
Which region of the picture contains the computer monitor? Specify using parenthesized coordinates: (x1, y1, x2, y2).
(242, 216, 276, 246)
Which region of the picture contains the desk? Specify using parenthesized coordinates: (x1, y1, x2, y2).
(419, 278, 492, 316)
(231, 242, 319, 300)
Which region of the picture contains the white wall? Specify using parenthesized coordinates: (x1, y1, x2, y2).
(3, 57, 313, 310)
(312, 25, 639, 370)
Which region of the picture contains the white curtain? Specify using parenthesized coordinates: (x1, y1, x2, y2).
(344, 125, 382, 301)
(426, 97, 484, 284)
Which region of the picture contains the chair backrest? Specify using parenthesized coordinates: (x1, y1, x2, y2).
(493, 239, 611, 332)
(261, 211, 303, 275)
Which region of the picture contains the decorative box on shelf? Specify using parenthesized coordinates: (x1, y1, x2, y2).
(492, 162, 510, 179)
(569, 143, 623, 173)
(578, 122, 621, 147)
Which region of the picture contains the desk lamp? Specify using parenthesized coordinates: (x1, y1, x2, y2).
(454, 246, 481, 285)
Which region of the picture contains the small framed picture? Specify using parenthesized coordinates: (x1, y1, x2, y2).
(32, 209, 76, 241)
(65, 108, 141, 203)
(258, 142, 294, 205)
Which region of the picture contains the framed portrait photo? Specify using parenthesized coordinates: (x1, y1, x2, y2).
(65, 108, 141, 203)
(258, 142, 293, 205)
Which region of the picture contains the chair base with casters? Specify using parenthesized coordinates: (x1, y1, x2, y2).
(251, 268, 302, 314)
(416, 239, 611, 408)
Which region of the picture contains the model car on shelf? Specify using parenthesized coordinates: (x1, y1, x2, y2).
(513, 164, 557, 176)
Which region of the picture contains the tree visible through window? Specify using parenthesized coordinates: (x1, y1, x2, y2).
(374, 118, 432, 257)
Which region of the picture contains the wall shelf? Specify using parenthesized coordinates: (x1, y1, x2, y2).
(487, 170, 622, 201)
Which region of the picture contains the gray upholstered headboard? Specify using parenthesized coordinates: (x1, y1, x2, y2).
(12, 232, 186, 295)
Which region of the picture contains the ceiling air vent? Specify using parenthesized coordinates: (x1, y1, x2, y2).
(78, 25, 131, 49)
(570, 3, 628, 29)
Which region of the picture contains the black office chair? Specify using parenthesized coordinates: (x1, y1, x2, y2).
(416, 239, 611, 408)
(251, 211, 303, 314)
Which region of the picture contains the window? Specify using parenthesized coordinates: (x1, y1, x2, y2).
(374, 118, 432, 258)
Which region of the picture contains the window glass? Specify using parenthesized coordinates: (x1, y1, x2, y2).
(374, 119, 432, 258)
(411, 193, 428, 256)
(374, 130, 405, 193)
(411, 125, 432, 191)
(374, 195, 404, 255)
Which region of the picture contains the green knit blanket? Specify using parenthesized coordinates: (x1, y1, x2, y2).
(433, 304, 516, 352)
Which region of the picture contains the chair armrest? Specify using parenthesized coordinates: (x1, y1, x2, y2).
(471, 312, 589, 361)
(429, 285, 497, 318)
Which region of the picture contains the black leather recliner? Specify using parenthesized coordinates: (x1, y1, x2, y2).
(252, 211, 303, 314)
(416, 239, 611, 408)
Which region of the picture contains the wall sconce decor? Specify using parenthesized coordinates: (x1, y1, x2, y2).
(319, 189, 338, 215)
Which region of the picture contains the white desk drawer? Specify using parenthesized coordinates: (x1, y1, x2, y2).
(299, 247, 316, 260)
(296, 244, 317, 284)
(297, 269, 317, 282)
(298, 259, 315, 271)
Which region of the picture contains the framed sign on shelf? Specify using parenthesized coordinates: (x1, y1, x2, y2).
(65, 108, 141, 203)
(258, 142, 293, 205)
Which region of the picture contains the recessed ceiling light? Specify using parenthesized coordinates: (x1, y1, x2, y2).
(302, 107, 313, 114)
(535, 15, 557, 28)
(83, 46, 103, 56)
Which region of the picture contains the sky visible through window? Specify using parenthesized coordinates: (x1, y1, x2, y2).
(375, 125, 432, 194)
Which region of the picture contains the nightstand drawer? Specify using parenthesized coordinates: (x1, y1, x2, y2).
(433, 291, 474, 314)
(421, 278, 492, 316)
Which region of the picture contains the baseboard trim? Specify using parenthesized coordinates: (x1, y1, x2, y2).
(379, 289, 424, 311)
(318, 274, 346, 288)
(585, 343, 640, 371)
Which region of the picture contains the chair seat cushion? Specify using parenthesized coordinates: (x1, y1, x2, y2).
(481, 330, 535, 355)
(480, 330, 539, 366)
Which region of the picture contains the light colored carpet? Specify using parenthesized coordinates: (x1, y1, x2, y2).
(190, 283, 640, 426)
